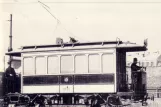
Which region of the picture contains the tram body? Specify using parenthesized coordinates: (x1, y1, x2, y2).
(5, 40, 148, 106)
(22, 48, 116, 94)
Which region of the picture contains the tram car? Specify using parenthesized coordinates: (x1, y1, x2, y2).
(3, 39, 149, 106)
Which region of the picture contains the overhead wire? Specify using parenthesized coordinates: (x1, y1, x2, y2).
(38, 1, 50, 9)
(38, 0, 61, 36)
(2, 0, 89, 42)
(38, 1, 60, 22)
(38, 0, 88, 42)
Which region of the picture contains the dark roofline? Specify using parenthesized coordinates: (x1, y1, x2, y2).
(117, 46, 147, 52)
(21, 41, 123, 50)
(5, 40, 148, 57)
(6, 46, 147, 57)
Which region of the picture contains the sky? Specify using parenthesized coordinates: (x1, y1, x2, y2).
(0, 0, 161, 71)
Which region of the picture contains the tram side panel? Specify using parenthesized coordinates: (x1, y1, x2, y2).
(21, 49, 117, 94)
(74, 52, 116, 93)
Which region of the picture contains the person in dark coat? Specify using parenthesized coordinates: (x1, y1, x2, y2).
(131, 58, 142, 90)
(5, 61, 16, 93)
(131, 58, 142, 72)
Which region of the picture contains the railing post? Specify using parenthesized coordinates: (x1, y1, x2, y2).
(157, 88, 159, 98)
(158, 88, 160, 98)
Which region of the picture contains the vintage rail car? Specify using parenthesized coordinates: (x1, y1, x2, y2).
(4, 40, 148, 106)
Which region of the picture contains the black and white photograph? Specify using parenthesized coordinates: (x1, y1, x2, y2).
(0, 0, 161, 107)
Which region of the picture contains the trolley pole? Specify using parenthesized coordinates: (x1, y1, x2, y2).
(8, 14, 13, 66)
(8, 14, 13, 52)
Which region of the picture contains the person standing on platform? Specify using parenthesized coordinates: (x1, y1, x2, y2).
(131, 58, 142, 90)
(5, 60, 16, 93)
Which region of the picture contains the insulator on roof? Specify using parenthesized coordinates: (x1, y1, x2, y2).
(69, 37, 78, 43)
(56, 37, 63, 45)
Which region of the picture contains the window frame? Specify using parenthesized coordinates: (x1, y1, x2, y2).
(102, 53, 115, 73)
(23, 57, 35, 75)
(35, 56, 46, 75)
(60, 55, 74, 74)
(75, 54, 88, 74)
(47, 55, 59, 74)
(88, 54, 100, 73)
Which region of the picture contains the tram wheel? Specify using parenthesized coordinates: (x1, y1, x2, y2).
(107, 95, 123, 107)
(91, 99, 101, 107)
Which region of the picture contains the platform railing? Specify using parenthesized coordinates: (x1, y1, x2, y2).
(147, 87, 161, 98)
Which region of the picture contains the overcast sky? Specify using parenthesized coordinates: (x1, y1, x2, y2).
(0, 0, 161, 71)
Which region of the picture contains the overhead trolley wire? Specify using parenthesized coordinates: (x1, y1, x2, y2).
(38, 0, 63, 37)
(38, 1, 50, 9)
(38, 1, 60, 22)
(38, 0, 88, 42)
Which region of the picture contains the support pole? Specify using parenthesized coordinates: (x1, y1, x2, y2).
(8, 14, 13, 52)
(8, 14, 13, 67)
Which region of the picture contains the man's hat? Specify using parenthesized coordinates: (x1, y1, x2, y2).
(133, 58, 138, 61)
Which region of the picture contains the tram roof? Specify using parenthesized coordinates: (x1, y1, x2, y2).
(6, 40, 147, 57)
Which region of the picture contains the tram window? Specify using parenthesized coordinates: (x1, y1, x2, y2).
(61, 55, 74, 73)
(102, 54, 115, 73)
(35, 57, 46, 75)
(24, 57, 34, 75)
(75, 55, 88, 73)
(48, 56, 59, 74)
(89, 54, 100, 73)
